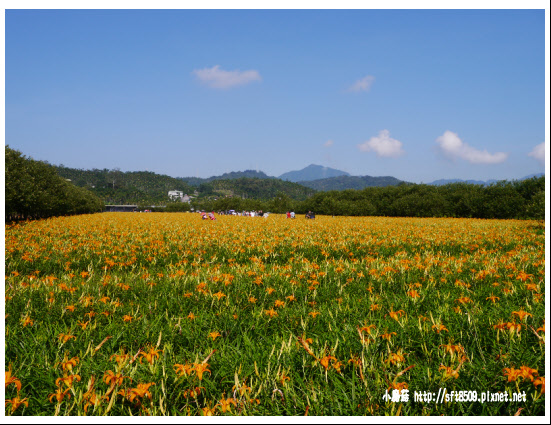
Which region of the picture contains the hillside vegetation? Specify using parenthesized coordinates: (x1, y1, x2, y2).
(5, 146, 104, 221)
(300, 175, 406, 191)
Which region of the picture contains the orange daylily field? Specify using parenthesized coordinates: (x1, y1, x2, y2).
(4, 213, 546, 415)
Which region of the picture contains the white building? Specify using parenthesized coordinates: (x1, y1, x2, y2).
(168, 190, 184, 201)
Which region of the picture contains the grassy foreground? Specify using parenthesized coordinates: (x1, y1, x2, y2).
(4, 213, 546, 415)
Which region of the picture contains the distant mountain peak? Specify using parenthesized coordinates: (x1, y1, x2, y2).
(279, 164, 350, 182)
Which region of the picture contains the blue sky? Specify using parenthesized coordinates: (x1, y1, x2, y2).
(4, 5, 548, 183)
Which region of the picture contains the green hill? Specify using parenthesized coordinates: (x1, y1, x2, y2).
(299, 175, 408, 191)
(54, 166, 195, 205)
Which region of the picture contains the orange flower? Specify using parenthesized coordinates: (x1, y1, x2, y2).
(265, 308, 278, 318)
(309, 311, 321, 318)
(21, 316, 34, 327)
(103, 370, 128, 386)
(439, 365, 460, 380)
(139, 346, 162, 365)
(286, 295, 296, 302)
(5, 396, 29, 412)
(503, 367, 522, 382)
(486, 295, 500, 303)
(212, 291, 226, 301)
(274, 300, 285, 308)
(370, 304, 380, 311)
(518, 366, 538, 382)
(123, 315, 133, 322)
(127, 382, 155, 403)
(533, 376, 545, 394)
(439, 343, 464, 357)
(386, 351, 405, 366)
(60, 355, 79, 372)
(193, 363, 211, 380)
(5, 368, 22, 392)
(387, 309, 405, 321)
(359, 324, 376, 334)
(407, 290, 420, 299)
(248, 296, 257, 303)
(65, 305, 76, 312)
(55, 374, 81, 388)
(432, 324, 448, 333)
(187, 312, 196, 320)
(380, 332, 397, 341)
(217, 395, 237, 413)
(512, 310, 532, 322)
(174, 363, 194, 377)
(77, 320, 90, 330)
(110, 350, 130, 368)
(280, 373, 291, 386)
(456, 297, 472, 304)
(49, 386, 71, 403)
(319, 356, 337, 370)
(209, 331, 222, 341)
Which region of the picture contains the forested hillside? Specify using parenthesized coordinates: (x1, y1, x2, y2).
(54, 166, 195, 205)
(5, 146, 104, 221)
(299, 175, 407, 191)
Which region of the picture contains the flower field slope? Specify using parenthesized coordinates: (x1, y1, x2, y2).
(5, 213, 545, 415)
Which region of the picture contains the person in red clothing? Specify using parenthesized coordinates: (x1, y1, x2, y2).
(286, 211, 291, 219)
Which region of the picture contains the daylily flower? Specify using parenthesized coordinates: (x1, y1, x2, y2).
(274, 300, 285, 308)
(21, 316, 34, 327)
(486, 295, 500, 303)
(5, 368, 22, 392)
(319, 356, 337, 370)
(233, 380, 252, 396)
(432, 324, 448, 333)
(265, 309, 278, 318)
(174, 363, 194, 377)
(217, 394, 237, 413)
(139, 346, 162, 365)
(58, 333, 76, 343)
(127, 382, 155, 403)
(60, 355, 79, 372)
(103, 370, 129, 386)
(193, 363, 211, 380)
(5, 396, 28, 412)
(533, 376, 545, 394)
(77, 320, 90, 330)
(439, 364, 460, 380)
(55, 374, 81, 388)
(212, 291, 226, 301)
(512, 310, 532, 322)
(380, 332, 397, 341)
(387, 309, 405, 321)
(209, 331, 221, 341)
(407, 290, 420, 299)
(49, 386, 71, 403)
(183, 386, 204, 398)
(110, 350, 130, 368)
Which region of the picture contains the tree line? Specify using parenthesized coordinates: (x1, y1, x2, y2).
(190, 177, 545, 220)
(5, 146, 104, 221)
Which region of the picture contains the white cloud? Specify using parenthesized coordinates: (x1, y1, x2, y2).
(358, 130, 405, 158)
(348, 75, 375, 93)
(528, 142, 545, 163)
(192, 65, 262, 89)
(435, 131, 508, 164)
(324, 139, 334, 147)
